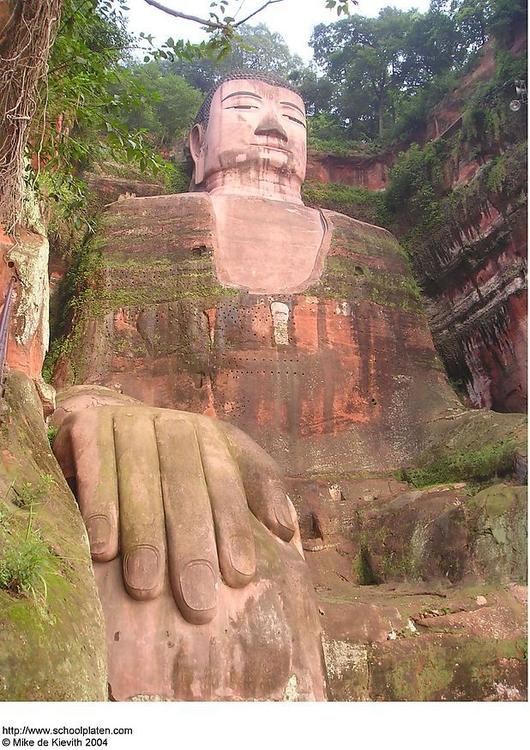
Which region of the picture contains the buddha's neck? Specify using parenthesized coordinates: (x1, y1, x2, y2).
(203, 171, 303, 204)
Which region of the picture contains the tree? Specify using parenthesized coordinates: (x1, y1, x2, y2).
(311, 9, 421, 138)
(0, 0, 63, 230)
(488, 0, 527, 47)
(166, 23, 305, 92)
(122, 63, 203, 147)
(454, 0, 493, 46)
(310, 3, 492, 141)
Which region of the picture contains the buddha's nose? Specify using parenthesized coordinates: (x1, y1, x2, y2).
(254, 112, 288, 142)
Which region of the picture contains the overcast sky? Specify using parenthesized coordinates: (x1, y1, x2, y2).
(126, 0, 431, 61)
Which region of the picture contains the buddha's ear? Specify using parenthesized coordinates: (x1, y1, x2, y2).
(189, 124, 205, 185)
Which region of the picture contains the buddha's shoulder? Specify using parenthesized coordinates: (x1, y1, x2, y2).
(103, 191, 212, 224)
(99, 192, 216, 260)
(322, 208, 408, 264)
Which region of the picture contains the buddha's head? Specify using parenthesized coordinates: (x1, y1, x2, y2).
(189, 72, 307, 203)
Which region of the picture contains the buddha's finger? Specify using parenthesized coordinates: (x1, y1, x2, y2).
(55, 408, 120, 562)
(196, 420, 256, 589)
(154, 415, 220, 625)
(113, 412, 166, 601)
(219, 421, 295, 543)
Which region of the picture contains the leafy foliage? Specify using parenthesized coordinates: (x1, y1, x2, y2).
(164, 23, 306, 93)
(33, 0, 167, 181)
(397, 440, 517, 487)
(120, 62, 203, 147)
(302, 181, 388, 225)
(0, 533, 54, 597)
(308, 1, 523, 141)
(0, 477, 58, 604)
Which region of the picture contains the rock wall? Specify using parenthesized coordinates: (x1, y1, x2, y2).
(409, 114, 527, 413)
(1, 225, 50, 383)
(306, 151, 392, 191)
(288, 472, 527, 701)
(302, 36, 527, 414)
(426, 202, 527, 412)
(0, 371, 107, 700)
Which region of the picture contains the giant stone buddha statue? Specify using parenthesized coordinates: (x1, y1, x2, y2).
(51, 72, 461, 700)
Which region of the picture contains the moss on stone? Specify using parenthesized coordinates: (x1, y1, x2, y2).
(467, 484, 527, 583)
(302, 180, 389, 226)
(369, 636, 527, 701)
(306, 254, 423, 312)
(397, 440, 518, 487)
(0, 372, 107, 700)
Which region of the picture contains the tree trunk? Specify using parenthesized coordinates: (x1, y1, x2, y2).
(0, 0, 63, 232)
(378, 98, 385, 138)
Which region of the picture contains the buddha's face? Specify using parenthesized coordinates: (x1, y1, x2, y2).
(190, 78, 307, 199)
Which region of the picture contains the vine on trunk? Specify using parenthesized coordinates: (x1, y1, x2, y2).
(0, 0, 63, 233)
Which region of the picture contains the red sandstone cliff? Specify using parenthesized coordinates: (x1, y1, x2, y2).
(305, 35, 527, 413)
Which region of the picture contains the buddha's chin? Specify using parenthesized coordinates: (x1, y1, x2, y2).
(204, 153, 303, 197)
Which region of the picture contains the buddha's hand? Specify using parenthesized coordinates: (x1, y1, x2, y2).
(52, 405, 296, 624)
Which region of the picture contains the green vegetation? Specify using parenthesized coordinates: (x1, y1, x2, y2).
(121, 62, 203, 148)
(302, 181, 388, 224)
(12, 475, 55, 510)
(381, 37, 527, 285)
(355, 545, 379, 585)
(0, 477, 59, 606)
(308, 1, 525, 141)
(397, 440, 517, 487)
(0, 529, 56, 599)
(166, 22, 306, 93)
(47, 426, 59, 446)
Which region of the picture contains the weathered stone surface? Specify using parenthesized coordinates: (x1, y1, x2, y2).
(425, 200, 527, 414)
(306, 150, 392, 190)
(98, 516, 326, 701)
(1, 225, 49, 381)
(83, 173, 167, 205)
(50, 392, 326, 701)
(301, 38, 527, 415)
(0, 371, 107, 700)
(42, 67, 527, 703)
(349, 483, 527, 586)
(310, 558, 527, 701)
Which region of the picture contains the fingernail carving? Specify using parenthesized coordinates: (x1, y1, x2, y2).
(124, 545, 160, 592)
(229, 534, 255, 578)
(180, 560, 217, 612)
(274, 500, 294, 535)
(86, 514, 111, 555)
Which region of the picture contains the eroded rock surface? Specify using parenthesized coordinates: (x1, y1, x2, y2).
(0, 372, 107, 700)
(295, 478, 527, 701)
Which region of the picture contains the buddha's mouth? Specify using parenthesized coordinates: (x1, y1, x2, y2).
(251, 143, 290, 153)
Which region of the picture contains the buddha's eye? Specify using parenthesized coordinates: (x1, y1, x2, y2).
(226, 104, 259, 110)
(283, 114, 306, 127)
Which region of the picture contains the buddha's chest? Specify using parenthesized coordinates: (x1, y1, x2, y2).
(211, 195, 328, 294)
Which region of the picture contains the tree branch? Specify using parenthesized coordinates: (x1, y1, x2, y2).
(144, 0, 286, 31)
(143, 0, 225, 30)
(234, 0, 285, 27)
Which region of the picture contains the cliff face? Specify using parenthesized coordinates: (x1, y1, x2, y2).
(0, 372, 107, 700)
(425, 191, 526, 412)
(306, 151, 391, 191)
(1, 225, 50, 384)
(305, 36, 527, 414)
